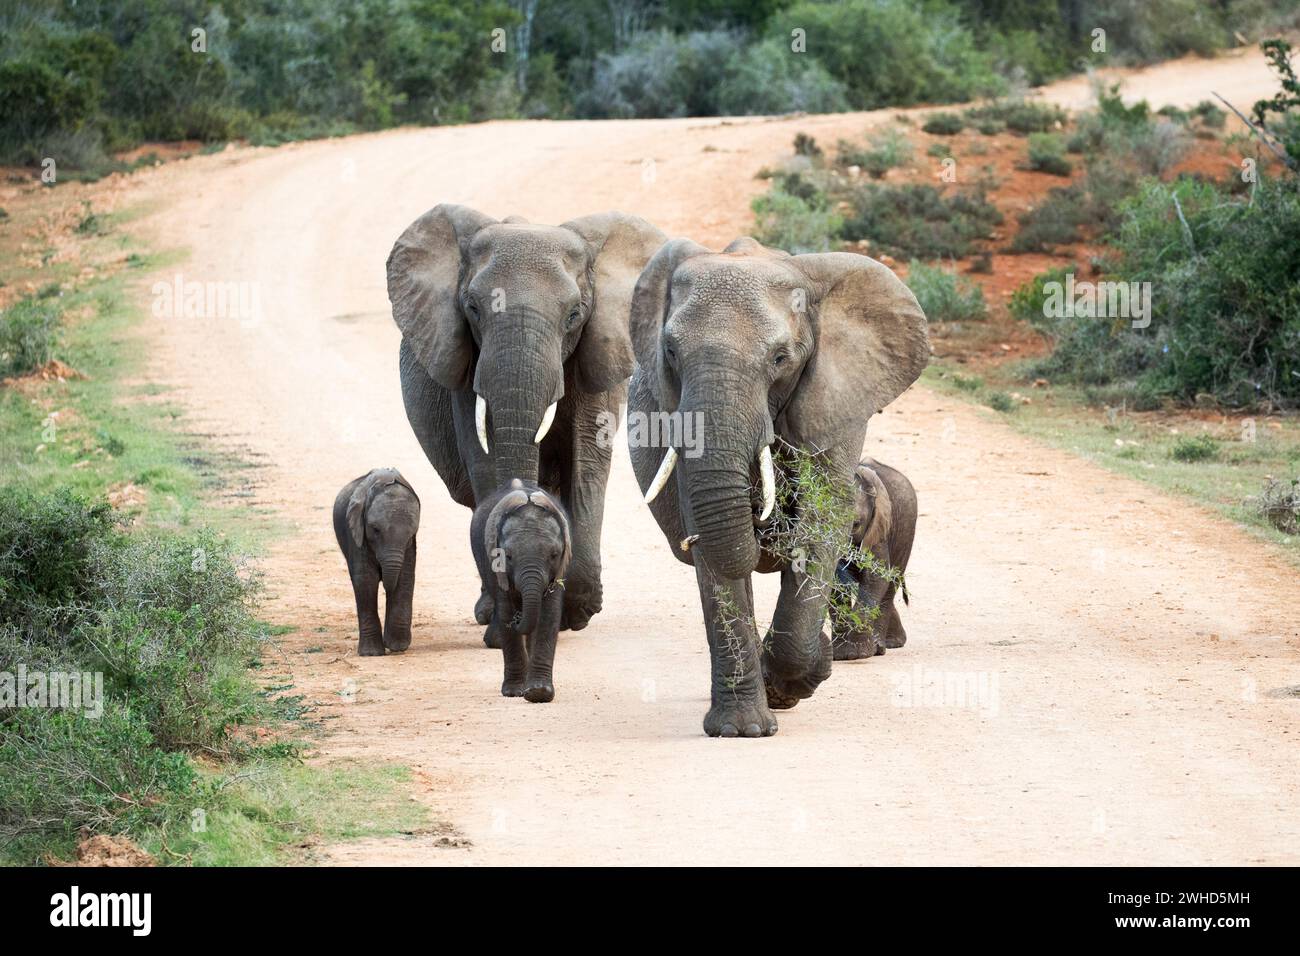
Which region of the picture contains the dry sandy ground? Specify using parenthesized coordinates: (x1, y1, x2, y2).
(125, 50, 1299, 865)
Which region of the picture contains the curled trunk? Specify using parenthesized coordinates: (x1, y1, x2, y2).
(514, 562, 547, 636)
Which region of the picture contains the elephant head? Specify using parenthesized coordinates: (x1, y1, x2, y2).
(347, 468, 421, 591)
(484, 480, 572, 637)
(851, 462, 892, 551)
(387, 205, 665, 485)
(630, 238, 930, 579)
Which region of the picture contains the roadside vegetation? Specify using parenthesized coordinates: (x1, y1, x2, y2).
(752, 39, 1300, 557)
(4, 0, 1299, 175)
(0, 186, 427, 864)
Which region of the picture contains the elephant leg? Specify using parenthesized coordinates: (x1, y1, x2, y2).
(883, 601, 907, 649)
(834, 543, 892, 661)
(558, 391, 618, 631)
(382, 540, 416, 652)
(762, 553, 834, 708)
(352, 564, 385, 657)
(524, 588, 563, 703)
(696, 562, 777, 738)
(497, 603, 528, 698)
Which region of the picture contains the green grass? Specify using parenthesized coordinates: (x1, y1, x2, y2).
(924, 364, 1300, 563)
(0, 203, 424, 865)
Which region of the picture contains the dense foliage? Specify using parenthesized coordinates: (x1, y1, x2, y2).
(3, 0, 1297, 166)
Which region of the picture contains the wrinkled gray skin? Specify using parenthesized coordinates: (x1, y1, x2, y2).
(388, 205, 665, 641)
(628, 238, 930, 737)
(831, 458, 916, 660)
(470, 479, 571, 703)
(332, 468, 421, 657)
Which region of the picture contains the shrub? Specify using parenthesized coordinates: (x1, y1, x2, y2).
(1247, 477, 1300, 534)
(923, 112, 965, 135)
(0, 297, 60, 377)
(772, 0, 1003, 109)
(1011, 186, 1091, 252)
(751, 184, 843, 253)
(965, 99, 1065, 134)
(987, 391, 1015, 412)
(839, 128, 912, 178)
(906, 260, 988, 322)
(927, 142, 953, 159)
(841, 183, 1003, 258)
(0, 490, 268, 849)
(1008, 266, 1073, 325)
(1170, 434, 1220, 462)
(1026, 133, 1073, 175)
(717, 38, 849, 116)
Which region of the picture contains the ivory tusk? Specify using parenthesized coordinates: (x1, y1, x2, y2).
(758, 444, 775, 521)
(643, 447, 678, 504)
(534, 401, 557, 444)
(475, 394, 489, 454)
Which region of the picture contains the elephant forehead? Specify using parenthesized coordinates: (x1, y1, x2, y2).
(470, 224, 586, 271)
(674, 256, 801, 305)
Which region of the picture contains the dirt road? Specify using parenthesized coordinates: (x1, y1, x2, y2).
(130, 51, 1299, 865)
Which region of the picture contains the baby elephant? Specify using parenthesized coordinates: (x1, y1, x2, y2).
(333, 468, 420, 657)
(470, 479, 571, 703)
(831, 458, 916, 661)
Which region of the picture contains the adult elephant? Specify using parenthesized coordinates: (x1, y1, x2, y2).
(627, 238, 930, 737)
(387, 204, 665, 634)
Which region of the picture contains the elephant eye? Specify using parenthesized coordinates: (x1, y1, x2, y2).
(772, 350, 789, 368)
(566, 307, 581, 330)
(466, 299, 480, 319)
(664, 343, 676, 363)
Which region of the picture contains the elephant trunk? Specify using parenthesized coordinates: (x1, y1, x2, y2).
(514, 561, 548, 636)
(678, 398, 764, 580)
(477, 310, 562, 486)
(380, 548, 406, 593)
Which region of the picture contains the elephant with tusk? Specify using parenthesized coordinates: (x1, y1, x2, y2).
(387, 205, 665, 640)
(627, 237, 930, 737)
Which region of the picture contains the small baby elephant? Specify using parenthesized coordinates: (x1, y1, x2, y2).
(470, 479, 571, 703)
(332, 468, 420, 657)
(831, 457, 916, 661)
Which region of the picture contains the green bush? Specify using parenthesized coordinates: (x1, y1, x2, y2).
(1011, 186, 1091, 252)
(0, 298, 60, 377)
(922, 112, 965, 135)
(1026, 133, 1073, 176)
(717, 38, 850, 115)
(751, 183, 843, 253)
(772, 0, 1003, 109)
(906, 261, 987, 322)
(1008, 266, 1072, 325)
(1170, 434, 1220, 462)
(987, 391, 1015, 412)
(965, 99, 1065, 134)
(0, 490, 270, 851)
(838, 128, 913, 178)
(841, 183, 1003, 258)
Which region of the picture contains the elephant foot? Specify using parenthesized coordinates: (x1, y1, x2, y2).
(501, 678, 526, 698)
(764, 632, 833, 702)
(523, 680, 554, 703)
(473, 591, 494, 626)
(764, 679, 800, 710)
(560, 583, 602, 632)
(833, 633, 885, 661)
(703, 698, 778, 738)
(483, 624, 503, 649)
(357, 637, 386, 657)
(384, 630, 412, 653)
(883, 627, 907, 650)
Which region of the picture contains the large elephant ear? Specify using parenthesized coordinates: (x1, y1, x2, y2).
(387, 204, 496, 390)
(561, 212, 668, 393)
(627, 237, 711, 375)
(786, 252, 931, 443)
